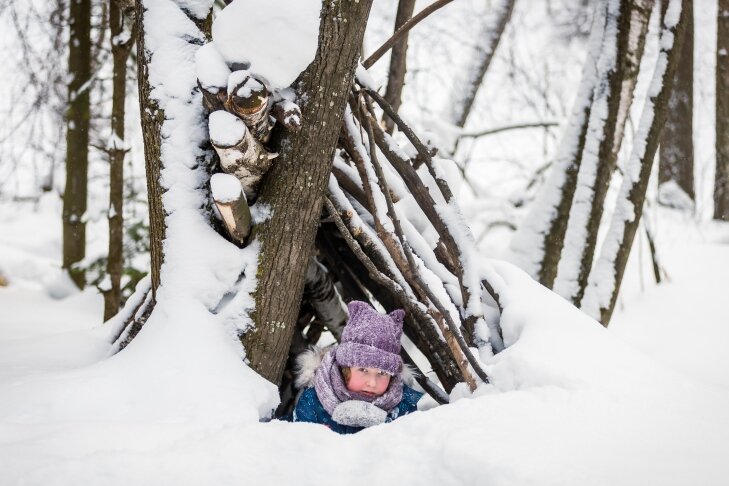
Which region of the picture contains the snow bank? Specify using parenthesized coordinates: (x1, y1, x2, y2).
(2, 260, 728, 485)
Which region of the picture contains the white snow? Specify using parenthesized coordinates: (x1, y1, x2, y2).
(210, 173, 243, 203)
(195, 41, 231, 93)
(212, 0, 321, 87)
(208, 110, 247, 147)
(2, 241, 729, 484)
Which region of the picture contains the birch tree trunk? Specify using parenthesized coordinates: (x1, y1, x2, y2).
(103, 0, 135, 321)
(660, 0, 694, 200)
(715, 0, 729, 220)
(62, 0, 92, 289)
(241, 0, 374, 385)
(383, 0, 415, 134)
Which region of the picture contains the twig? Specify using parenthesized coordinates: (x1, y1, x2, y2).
(363, 0, 454, 69)
(459, 121, 559, 139)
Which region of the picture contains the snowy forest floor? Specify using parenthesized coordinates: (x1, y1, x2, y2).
(1, 196, 728, 485)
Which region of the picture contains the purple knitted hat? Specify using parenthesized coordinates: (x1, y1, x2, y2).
(334, 301, 405, 375)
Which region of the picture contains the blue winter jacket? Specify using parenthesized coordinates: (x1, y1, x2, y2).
(292, 385, 423, 434)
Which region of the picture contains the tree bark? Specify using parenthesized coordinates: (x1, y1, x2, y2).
(62, 0, 92, 288)
(555, 0, 653, 307)
(582, 0, 688, 325)
(383, 0, 415, 134)
(103, 0, 135, 321)
(716, 0, 729, 220)
(660, 0, 694, 200)
(242, 0, 374, 385)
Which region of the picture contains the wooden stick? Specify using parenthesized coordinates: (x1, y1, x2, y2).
(211, 173, 252, 246)
(360, 101, 487, 389)
(209, 110, 277, 199)
(324, 196, 452, 399)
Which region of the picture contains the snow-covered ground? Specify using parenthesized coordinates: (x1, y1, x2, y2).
(1, 195, 728, 485)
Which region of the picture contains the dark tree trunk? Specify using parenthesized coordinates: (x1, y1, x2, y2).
(103, 0, 135, 321)
(135, 0, 165, 298)
(567, 0, 654, 307)
(383, 0, 415, 134)
(593, 0, 689, 325)
(716, 0, 729, 220)
(62, 0, 92, 288)
(241, 0, 374, 385)
(660, 0, 694, 200)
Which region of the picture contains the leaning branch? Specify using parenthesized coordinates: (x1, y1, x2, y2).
(363, 0, 454, 69)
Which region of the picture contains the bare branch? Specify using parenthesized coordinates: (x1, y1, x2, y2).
(460, 121, 558, 139)
(363, 0, 454, 69)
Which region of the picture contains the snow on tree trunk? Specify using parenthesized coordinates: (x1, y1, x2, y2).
(553, 0, 651, 308)
(62, 0, 92, 289)
(133, 0, 264, 347)
(509, 5, 605, 287)
(241, 0, 374, 385)
(659, 0, 694, 201)
(510, 1, 653, 295)
(612, 0, 656, 164)
(715, 0, 729, 221)
(448, 0, 516, 129)
(581, 0, 689, 325)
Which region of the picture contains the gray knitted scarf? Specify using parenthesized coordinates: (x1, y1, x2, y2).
(313, 348, 403, 416)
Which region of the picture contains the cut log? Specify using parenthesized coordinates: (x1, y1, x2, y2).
(225, 70, 272, 141)
(209, 110, 277, 199)
(271, 99, 302, 133)
(210, 173, 252, 246)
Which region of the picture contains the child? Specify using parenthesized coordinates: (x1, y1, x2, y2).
(292, 300, 423, 434)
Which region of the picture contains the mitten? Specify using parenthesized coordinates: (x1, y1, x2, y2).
(332, 400, 387, 428)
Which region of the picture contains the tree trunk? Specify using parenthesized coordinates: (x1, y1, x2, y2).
(715, 0, 729, 220)
(449, 0, 516, 129)
(135, 0, 166, 298)
(241, 0, 374, 385)
(582, 0, 688, 325)
(659, 0, 694, 200)
(383, 0, 415, 134)
(612, 0, 656, 162)
(510, 4, 605, 287)
(554, 0, 653, 307)
(62, 0, 92, 288)
(103, 0, 135, 321)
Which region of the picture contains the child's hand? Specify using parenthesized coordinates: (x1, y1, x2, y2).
(332, 400, 387, 428)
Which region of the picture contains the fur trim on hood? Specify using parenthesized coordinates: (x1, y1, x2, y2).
(294, 345, 418, 389)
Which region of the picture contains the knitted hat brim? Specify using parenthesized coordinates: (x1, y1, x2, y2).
(335, 342, 402, 375)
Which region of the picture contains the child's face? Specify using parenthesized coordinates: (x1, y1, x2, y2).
(345, 367, 391, 397)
